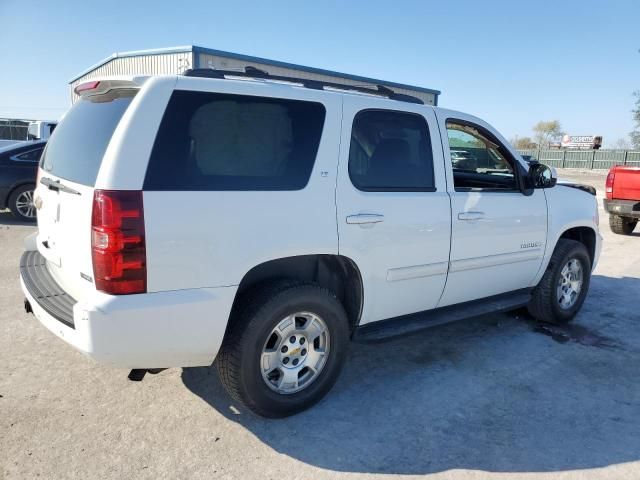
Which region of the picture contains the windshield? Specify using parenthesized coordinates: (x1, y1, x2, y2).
(40, 90, 136, 186)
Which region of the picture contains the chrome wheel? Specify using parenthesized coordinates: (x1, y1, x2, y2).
(260, 312, 330, 395)
(557, 258, 583, 309)
(15, 190, 36, 219)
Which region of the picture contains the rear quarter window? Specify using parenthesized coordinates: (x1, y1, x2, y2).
(10, 146, 44, 162)
(40, 90, 135, 186)
(143, 91, 326, 191)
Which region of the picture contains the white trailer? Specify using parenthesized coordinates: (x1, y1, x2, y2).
(27, 120, 57, 140)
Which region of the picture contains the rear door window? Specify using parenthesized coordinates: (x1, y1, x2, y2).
(143, 91, 326, 191)
(40, 90, 135, 186)
(348, 109, 435, 191)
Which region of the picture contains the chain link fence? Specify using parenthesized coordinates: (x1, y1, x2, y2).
(0, 119, 31, 141)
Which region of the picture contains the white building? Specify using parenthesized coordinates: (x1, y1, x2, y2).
(69, 45, 440, 105)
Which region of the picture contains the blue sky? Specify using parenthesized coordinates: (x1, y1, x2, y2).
(1, 0, 638, 147)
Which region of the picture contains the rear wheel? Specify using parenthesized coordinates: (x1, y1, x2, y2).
(528, 239, 591, 324)
(609, 214, 637, 235)
(8, 184, 36, 222)
(216, 281, 350, 418)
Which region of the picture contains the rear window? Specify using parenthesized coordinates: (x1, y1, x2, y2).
(143, 91, 326, 191)
(40, 90, 135, 186)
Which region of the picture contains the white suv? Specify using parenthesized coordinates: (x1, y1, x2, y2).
(20, 69, 602, 417)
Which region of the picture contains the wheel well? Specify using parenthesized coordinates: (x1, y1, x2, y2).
(7, 182, 35, 205)
(235, 255, 364, 332)
(559, 227, 596, 266)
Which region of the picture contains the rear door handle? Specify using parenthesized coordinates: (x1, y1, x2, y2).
(346, 214, 385, 225)
(458, 211, 485, 221)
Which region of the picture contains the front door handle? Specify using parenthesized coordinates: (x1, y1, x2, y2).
(346, 213, 385, 225)
(458, 211, 485, 221)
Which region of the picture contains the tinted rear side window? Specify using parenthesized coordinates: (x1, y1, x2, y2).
(12, 147, 44, 162)
(349, 109, 435, 191)
(144, 91, 326, 191)
(41, 91, 135, 186)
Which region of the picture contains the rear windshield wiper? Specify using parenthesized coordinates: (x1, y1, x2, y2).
(40, 177, 81, 195)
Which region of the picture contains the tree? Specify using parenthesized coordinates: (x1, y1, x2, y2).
(631, 91, 640, 149)
(533, 120, 563, 148)
(510, 136, 538, 149)
(612, 137, 631, 150)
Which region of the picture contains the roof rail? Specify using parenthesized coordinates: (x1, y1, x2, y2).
(183, 67, 424, 105)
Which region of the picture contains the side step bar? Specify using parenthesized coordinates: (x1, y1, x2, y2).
(353, 289, 532, 343)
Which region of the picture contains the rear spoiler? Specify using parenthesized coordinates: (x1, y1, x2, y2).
(74, 77, 148, 97)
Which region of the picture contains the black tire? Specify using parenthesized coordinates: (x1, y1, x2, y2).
(527, 239, 591, 324)
(8, 184, 36, 222)
(215, 280, 350, 418)
(609, 214, 637, 235)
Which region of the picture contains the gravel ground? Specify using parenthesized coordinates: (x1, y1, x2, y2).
(1, 169, 640, 479)
(556, 168, 611, 193)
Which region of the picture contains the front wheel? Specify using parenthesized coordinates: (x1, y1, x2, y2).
(216, 281, 350, 418)
(528, 239, 591, 324)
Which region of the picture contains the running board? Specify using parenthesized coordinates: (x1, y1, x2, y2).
(353, 289, 532, 343)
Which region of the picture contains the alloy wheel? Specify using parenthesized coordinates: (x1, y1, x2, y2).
(556, 258, 584, 309)
(15, 190, 36, 219)
(260, 312, 330, 394)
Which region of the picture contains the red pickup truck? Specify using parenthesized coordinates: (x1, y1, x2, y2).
(604, 166, 640, 235)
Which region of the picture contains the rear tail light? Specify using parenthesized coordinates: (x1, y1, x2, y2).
(605, 170, 615, 200)
(91, 190, 146, 295)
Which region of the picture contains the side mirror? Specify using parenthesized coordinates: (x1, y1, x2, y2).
(529, 163, 557, 188)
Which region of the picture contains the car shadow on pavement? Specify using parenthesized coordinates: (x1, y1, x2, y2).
(182, 275, 640, 475)
(0, 210, 35, 226)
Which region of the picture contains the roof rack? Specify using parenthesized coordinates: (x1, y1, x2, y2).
(183, 67, 424, 105)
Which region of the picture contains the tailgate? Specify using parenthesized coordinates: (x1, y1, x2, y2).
(613, 167, 640, 201)
(35, 88, 137, 299)
(35, 175, 96, 300)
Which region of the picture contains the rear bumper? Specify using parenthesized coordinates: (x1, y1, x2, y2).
(603, 199, 640, 218)
(20, 250, 76, 328)
(20, 250, 237, 369)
